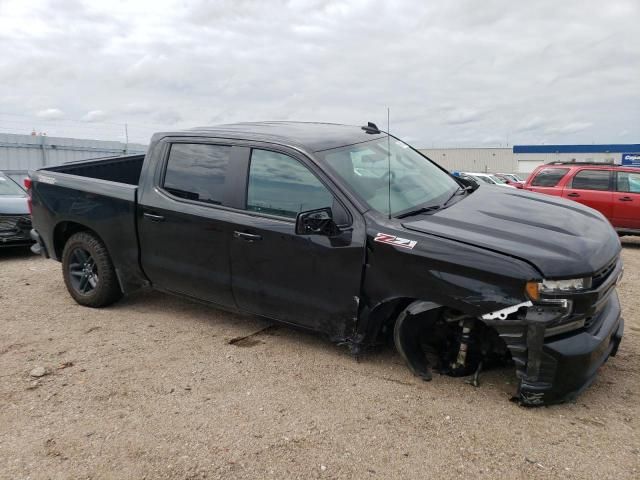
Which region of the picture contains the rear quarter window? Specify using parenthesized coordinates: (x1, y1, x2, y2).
(616, 171, 640, 193)
(530, 168, 569, 187)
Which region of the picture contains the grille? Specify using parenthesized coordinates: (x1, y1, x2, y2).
(0, 215, 31, 232)
(592, 256, 618, 288)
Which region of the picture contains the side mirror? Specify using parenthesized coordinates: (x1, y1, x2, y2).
(457, 176, 479, 189)
(295, 208, 340, 236)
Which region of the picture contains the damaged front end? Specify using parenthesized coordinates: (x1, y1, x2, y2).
(485, 255, 624, 406)
(395, 256, 625, 406)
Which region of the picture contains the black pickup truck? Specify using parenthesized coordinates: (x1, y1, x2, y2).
(28, 121, 624, 405)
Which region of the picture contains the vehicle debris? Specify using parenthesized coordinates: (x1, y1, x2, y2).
(228, 325, 277, 347)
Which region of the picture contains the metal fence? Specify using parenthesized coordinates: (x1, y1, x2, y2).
(0, 132, 147, 170)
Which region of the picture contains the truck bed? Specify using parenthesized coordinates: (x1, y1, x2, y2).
(45, 154, 145, 185)
(30, 154, 148, 293)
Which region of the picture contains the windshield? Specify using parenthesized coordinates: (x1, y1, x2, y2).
(489, 175, 506, 184)
(0, 172, 26, 196)
(474, 175, 494, 184)
(6, 172, 28, 190)
(318, 137, 459, 217)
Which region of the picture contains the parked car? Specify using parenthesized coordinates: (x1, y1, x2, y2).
(0, 171, 32, 247)
(495, 173, 525, 189)
(524, 162, 640, 236)
(27, 122, 623, 406)
(2, 170, 30, 191)
(462, 172, 517, 188)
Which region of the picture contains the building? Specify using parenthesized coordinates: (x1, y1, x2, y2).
(0, 132, 147, 170)
(419, 144, 640, 175)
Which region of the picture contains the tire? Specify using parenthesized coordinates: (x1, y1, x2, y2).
(61, 231, 123, 307)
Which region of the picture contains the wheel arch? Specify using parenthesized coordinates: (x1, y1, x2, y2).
(53, 221, 101, 261)
(362, 296, 439, 345)
(392, 300, 444, 381)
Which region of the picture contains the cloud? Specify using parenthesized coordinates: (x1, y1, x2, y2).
(82, 110, 107, 122)
(548, 122, 593, 135)
(35, 108, 64, 120)
(445, 108, 485, 125)
(0, 0, 637, 146)
(514, 116, 547, 133)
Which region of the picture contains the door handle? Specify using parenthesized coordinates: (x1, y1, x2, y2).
(233, 231, 262, 242)
(143, 212, 165, 222)
(567, 192, 580, 198)
(619, 196, 633, 202)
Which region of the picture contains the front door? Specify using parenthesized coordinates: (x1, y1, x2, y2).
(613, 170, 640, 230)
(561, 169, 613, 219)
(229, 147, 365, 338)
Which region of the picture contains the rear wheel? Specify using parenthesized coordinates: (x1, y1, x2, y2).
(61, 231, 122, 307)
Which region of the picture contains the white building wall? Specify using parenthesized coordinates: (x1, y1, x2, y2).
(0, 132, 147, 170)
(419, 148, 517, 173)
(419, 148, 624, 177)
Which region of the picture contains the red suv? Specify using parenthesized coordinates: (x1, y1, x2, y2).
(524, 162, 640, 235)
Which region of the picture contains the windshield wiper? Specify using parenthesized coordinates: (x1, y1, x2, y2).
(395, 186, 470, 219)
(395, 205, 442, 219)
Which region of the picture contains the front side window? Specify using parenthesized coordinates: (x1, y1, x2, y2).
(318, 138, 458, 217)
(531, 168, 569, 187)
(616, 171, 640, 193)
(246, 149, 333, 219)
(163, 143, 232, 205)
(571, 170, 610, 191)
(0, 172, 25, 196)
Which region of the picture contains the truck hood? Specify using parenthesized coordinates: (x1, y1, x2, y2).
(0, 195, 29, 215)
(402, 186, 620, 278)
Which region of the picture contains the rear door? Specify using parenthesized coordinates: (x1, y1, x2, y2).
(612, 170, 640, 230)
(228, 146, 366, 337)
(561, 168, 613, 218)
(137, 139, 248, 308)
(526, 167, 569, 196)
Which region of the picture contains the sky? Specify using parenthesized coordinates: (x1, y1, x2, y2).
(0, 0, 638, 147)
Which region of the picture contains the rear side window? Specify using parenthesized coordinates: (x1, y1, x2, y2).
(247, 149, 333, 219)
(163, 144, 232, 205)
(571, 170, 611, 191)
(616, 171, 640, 193)
(530, 168, 569, 187)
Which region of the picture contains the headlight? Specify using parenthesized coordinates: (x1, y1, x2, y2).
(540, 277, 592, 293)
(526, 277, 591, 300)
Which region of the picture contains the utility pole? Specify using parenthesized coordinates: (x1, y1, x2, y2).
(124, 123, 129, 154)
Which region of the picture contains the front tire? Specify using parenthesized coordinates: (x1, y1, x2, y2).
(61, 231, 123, 307)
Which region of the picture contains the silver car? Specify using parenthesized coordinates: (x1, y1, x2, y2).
(0, 171, 32, 247)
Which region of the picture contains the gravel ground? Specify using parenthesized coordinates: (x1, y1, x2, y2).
(1, 241, 639, 480)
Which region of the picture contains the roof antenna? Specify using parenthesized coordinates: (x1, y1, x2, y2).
(387, 107, 391, 220)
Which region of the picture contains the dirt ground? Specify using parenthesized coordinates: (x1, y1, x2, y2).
(1, 241, 639, 480)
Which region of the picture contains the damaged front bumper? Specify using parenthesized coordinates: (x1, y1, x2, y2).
(0, 214, 32, 247)
(485, 258, 624, 406)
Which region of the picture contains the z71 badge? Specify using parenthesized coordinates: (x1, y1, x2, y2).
(374, 233, 417, 249)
